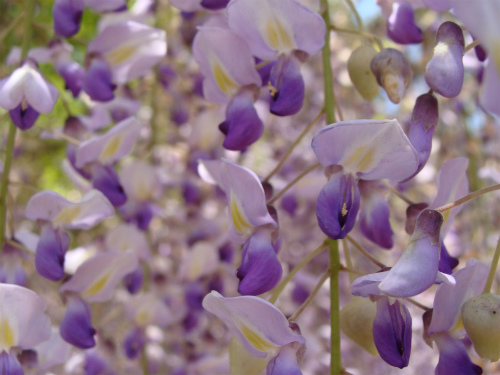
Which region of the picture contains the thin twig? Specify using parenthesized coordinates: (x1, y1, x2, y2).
(435, 184, 500, 213)
(289, 268, 330, 322)
(346, 235, 386, 268)
(267, 162, 321, 205)
(263, 109, 324, 183)
(381, 180, 414, 205)
(405, 297, 431, 311)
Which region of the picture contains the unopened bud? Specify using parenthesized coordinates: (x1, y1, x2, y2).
(371, 48, 413, 104)
(461, 293, 500, 361)
(347, 45, 380, 101)
(340, 297, 378, 355)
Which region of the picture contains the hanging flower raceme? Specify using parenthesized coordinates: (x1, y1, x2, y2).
(193, 25, 263, 150)
(73, 117, 143, 206)
(202, 291, 305, 374)
(311, 119, 419, 240)
(83, 21, 166, 101)
(226, 0, 326, 116)
(198, 159, 281, 295)
(0, 59, 58, 130)
(0, 284, 52, 374)
(25, 190, 114, 281)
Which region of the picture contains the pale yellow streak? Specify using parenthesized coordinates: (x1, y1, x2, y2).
(0, 318, 15, 348)
(212, 61, 238, 95)
(83, 273, 111, 297)
(53, 206, 81, 227)
(343, 144, 377, 173)
(106, 44, 136, 66)
(230, 195, 253, 236)
(100, 135, 123, 162)
(239, 324, 276, 353)
(266, 17, 294, 51)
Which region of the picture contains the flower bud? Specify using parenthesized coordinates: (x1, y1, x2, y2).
(461, 293, 500, 361)
(425, 21, 465, 98)
(371, 48, 413, 104)
(340, 297, 378, 355)
(347, 45, 380, 101)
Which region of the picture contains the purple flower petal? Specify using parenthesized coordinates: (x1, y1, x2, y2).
(351, 271, 388, 297)
(226, 0, 326, 60)
(358, 180, 393, 249)
(268, 55, 304, 116)
(219, 90, 264, 151)
(429, 157, 469, 235)
(386, 1, 423, 44)
(0, 351, 24, 375)
(479, 58, 500, 117)
(425, 21, 465, 98)
(438, 241, 459, 275)
(201, 0, 229, 10)
(202, 291, 304, 358)
(35, 223, 69, 281)
(192, 26, 261, 104)
(91, 164, 127, 207)
(373, 297, 412, 369)
(123, 266, 143, 294)
(421, 0, 451, 11)
(60, 251, 139, 303)
(403, 93, 438, 182)
(312, 119, 418, 181)
(266, 345, 303, 375)
(123, 327, 145, 360)
(57, 61, 85, 97)
(9, 103, 39, 130)
(82, 59, 116, 102)
(237, 230, 282, 296)
(316, 172, 360, 240)
(434, 332, 483, 375)
(430, 258, 488, 334)
(405, 202, 428, 235)
(60, 296, 96, 349)
(378, 209, 443, 297)
(53, 0, 84, 37)
(75, 117, 142, 168)
(26, 189, 114, 230)
(85, 0, 125, 12)
(87, 21, 166, 83)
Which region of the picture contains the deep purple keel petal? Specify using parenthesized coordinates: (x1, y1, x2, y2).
(316, 173, 360, 240)
(10, 103, 40, 131)
(123, 327, 146, 360)
(269, 56, 304, 116)
(373, 297, 412, 369)
(386, 1, 423, 44)
(82, 60, 116, 102)
(219, 91, 263, 151)
(434, 333, 483, 375)
(200, 0, 229, 10)
(35, 224, 69, 281)
(0, 351, 24, 375)
(91, 165, 127, 207)
(237, 230, 283, 296)
(53, 0, 84, 38)
(60, 296, 96, 349)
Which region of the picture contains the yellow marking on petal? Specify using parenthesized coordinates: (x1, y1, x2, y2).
(0, 318, 15, 348)
(53, 206, 81, 227)
(341, 203, 348, 216)
(266, 18, 294, 51)
(106, 44, 137, 66)
(240, 324, 276, 353)
(230, 195, 253, 236)
(100, 135, 123, 162)
(83, 273, 111, 297)
(212, 61, 238, 95)
(343, 145, 378, 173)
(136, 309, 151, 326)
(267, 81, 277, 97)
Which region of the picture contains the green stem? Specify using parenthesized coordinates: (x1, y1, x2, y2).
(464, 40, 480, 54)
(342, 239, 355, 283)
(289, 268, 330, 322)
(346, 235, 386, 268)
(482, 237, 500, 294)
(344, 0, 364, 32)
(263, 109, 324, 183)
(267, 162, 321, 205)
(0, 9, 26, 44)
(141, 345, 149, 375)
(0, 0, 36, 255)
(269, 241, 328, 304)
(327, 238, 342, 375)
(321, 0, 336, 124)
(435, 184, 500, 213)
